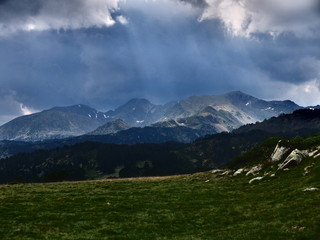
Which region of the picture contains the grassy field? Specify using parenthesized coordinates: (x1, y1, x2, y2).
(0, 160, 319, 240)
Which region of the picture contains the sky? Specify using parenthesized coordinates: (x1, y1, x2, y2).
(0, 0, 320, 125)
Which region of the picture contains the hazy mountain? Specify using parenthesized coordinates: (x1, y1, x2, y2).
(0, 105, 108, 141)
(101, 91, 300, 132)
(172, 91, 299, 124)
(93, 91, 301, 128)
(0, 91, 301, 142)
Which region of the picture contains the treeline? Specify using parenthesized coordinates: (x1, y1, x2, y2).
(0, 142, 204, 183)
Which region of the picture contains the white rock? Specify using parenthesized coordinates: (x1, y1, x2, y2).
(246, 165, 262, 176)
(270, 173, 275, 177)
(303, 187, 319, 192)
(220, 170, 231, 176)
(271, 141, 290, 162)
(278, 149, 308, 170)
(313, 153, 320, 159)
(264, 171, 272, 176)
(233, 168, 244, 176)
(303, 164, 314, 176)
(308, 149, 319, 157)
(249, 177, 264, 184)
(211, 169, 223, 174)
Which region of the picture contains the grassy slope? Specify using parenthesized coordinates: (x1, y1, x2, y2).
(0, 157, 319, 240)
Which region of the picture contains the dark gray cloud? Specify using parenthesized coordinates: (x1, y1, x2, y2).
(0, 0, 41, 16)
(0, 0, 319, 124)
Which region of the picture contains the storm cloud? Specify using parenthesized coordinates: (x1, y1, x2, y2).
(0, 0, 319, 125)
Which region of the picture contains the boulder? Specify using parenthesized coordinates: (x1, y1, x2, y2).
(278, 149, 308, 170)
(303, 187, 319, 192)
(303, 164, 315, 176)
(246, 165, 262, 176)
(211, 169, 223, 174)
(308, 149, 319, 157)
(264, 171, 272, 176)
(271, 141, 290, 162)
(249, 176, 264, 184)
(233, 168, 244, 176)
(313, 153, 320, 159)
(220, 170, 232, 176)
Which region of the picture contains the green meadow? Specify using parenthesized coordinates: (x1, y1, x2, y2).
(0, 158, 319, 240)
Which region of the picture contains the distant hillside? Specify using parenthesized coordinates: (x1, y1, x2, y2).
(0, 142, 190, 183)
(87, 119, 132, 135)
(235, 108, 320, 135)
(0, 124, 215, 160)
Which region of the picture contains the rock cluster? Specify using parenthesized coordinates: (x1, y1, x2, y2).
(210, 142, 320, 184)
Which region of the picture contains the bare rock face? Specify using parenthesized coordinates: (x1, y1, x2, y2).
(278, 149, 308, 170)
(271, 141, 290, 162)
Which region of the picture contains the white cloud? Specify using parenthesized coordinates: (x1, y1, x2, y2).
(19, 104, 36, 116)
(0, 93, 38, 125)
(116, 15, 128, 25)
(284, 79, 320, 106)
(0, 0, 126, 35)
(198, 0, 320, 37)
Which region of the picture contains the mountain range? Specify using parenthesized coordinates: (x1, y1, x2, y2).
(1, 108, 320, 183)
(0, 91, 300, 142)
